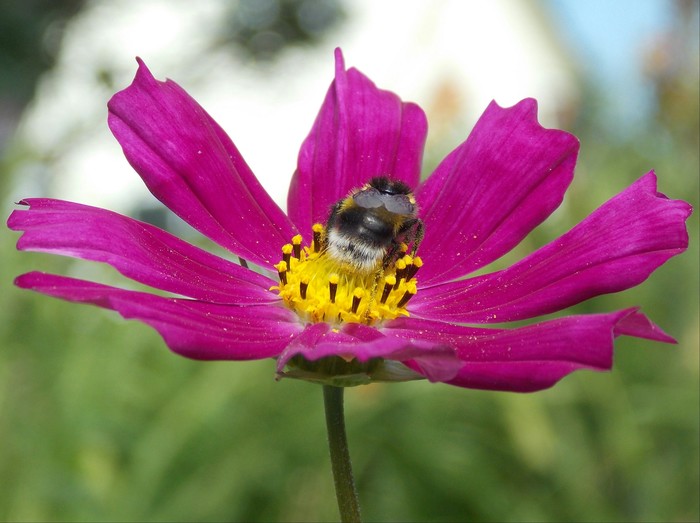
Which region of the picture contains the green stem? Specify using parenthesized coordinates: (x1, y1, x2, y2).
(323, 385, 362, 523)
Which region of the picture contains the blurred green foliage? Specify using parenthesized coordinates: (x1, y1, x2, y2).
(222, 0, 345, 61)
(0, 0, 83, 105)
(1, 2, 698, 523)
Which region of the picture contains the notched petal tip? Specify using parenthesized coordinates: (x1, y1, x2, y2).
(638, 170, 692, 246)
(650, 169, 693, 212)
(615, 307, 677, 344)
(108, 58, 156, 112)
(133, 56, 156, 85)
(333, 47, 345, 73)
(500, 97, 578, 144)
(7, 199, 31, 228)
(493, 97, 538, 117)
(643, 169, 666, 198)
(484, 99, 580, 160)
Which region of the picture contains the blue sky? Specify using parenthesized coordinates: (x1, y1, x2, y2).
(546, 0, 673, 129)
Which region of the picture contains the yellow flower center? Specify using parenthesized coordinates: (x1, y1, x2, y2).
(272, 224, 422, 326)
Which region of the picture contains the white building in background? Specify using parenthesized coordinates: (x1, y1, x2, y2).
(10, 0, 578, 218)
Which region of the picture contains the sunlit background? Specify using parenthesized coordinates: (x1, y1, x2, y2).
(1, 0, 698, 521)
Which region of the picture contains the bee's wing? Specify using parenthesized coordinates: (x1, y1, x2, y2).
(381, 194, 415, 215)
(353, 189, 384, 209)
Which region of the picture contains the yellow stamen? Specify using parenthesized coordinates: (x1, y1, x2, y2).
(312, 223, 324, 253)
(272, 225, 424, 326)
(275, 261, 288, 286)
(393, 258, 407, 290)
(329, 274, 339, 303)
(351, 288, 364, 314)
(397, 281, 417, 308)
(406, 255, 423, 280)
(292, 234, 303, 259)
(282, 243, 293, 266)
(380, 275, 396, 304)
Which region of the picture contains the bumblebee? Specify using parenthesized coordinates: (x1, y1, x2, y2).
(323, 176, 424, 273)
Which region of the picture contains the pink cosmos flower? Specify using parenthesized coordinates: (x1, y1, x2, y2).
(8, 49, 691, 392)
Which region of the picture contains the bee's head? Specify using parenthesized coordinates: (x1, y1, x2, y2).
(352, 176, 417, 216)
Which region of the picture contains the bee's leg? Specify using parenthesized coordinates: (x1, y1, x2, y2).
(410, 219, 424, 255)
(363, 265, 384, 324)
(382, 241, 401, 269)
(397, 218, 425, 255)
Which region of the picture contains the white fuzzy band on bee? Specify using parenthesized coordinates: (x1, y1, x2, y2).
(326, 229, 386, 273)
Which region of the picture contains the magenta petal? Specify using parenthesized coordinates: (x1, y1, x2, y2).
(107, 58, 296, 269)
(416, 99, 579, 283)
(614, 309, 677, 343)
(8, 199, 277, 304)
(275, 322, 461, 382)
(385, 309, 657, 392)
(287, 48, 428, 236)
(413, 172, 692, 323)
(16, 272, 301, 360)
